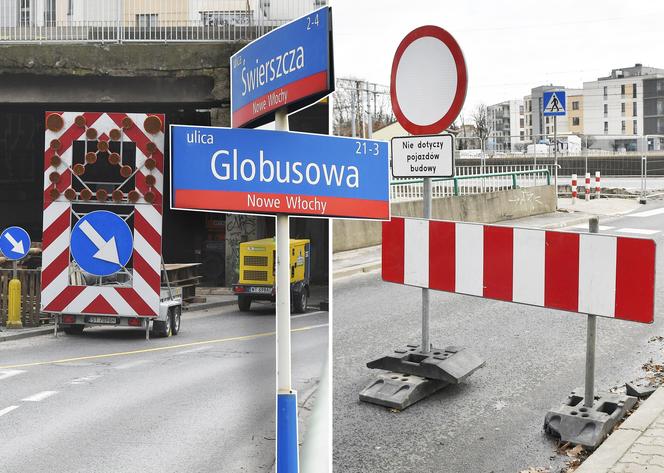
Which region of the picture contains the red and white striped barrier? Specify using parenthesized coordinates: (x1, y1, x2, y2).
(595, 171, 601, 198)
(571, 174, 578, 203)
(585, 172, 591, 201)
(382, 217, 656, 323)
(41, 112, 164, 317)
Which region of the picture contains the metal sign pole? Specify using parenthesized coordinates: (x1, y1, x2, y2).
(274, 108, 298, 473)
(584, 217, 599, 408)
(554, 115, 558, 208)
(422, 177, 432, 353)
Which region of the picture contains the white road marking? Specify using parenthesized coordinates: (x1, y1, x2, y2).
(68, 375, 102, 385)
(21, 391, 58, 402)
(114, 359, 152, 370)
(616, 228, 660, 235)
(175, 346, 212, 355)
(0, 405, 19, 417)
(0, 369, 26, 381)
(569, 224, 614, 231)
(629, 207, 664, 218)
(291, 311, 326, 320)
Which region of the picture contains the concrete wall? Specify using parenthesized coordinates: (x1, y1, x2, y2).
(333, 185, 556, 253)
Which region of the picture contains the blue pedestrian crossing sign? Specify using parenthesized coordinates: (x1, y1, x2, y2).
(0, 226, 31, 260)
(543, 90, 566, 116)
(70, 210, 133, 277)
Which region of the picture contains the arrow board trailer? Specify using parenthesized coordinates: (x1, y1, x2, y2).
(41, 112, 181, 338)
(391, 134, 454, 178)
(170, 125, 390, 220)
(230, 6, 334, 129)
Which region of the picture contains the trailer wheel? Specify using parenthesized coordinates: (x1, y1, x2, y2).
(293, 288, 308, 314)
(63, 325, 85, 335)
(238, 295, 252, 312)
(171, 306, 181, 336)
(153, 309, 172, 338)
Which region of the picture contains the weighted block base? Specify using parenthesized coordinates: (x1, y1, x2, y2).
(544, 388, 638, 449)
(359, 371, 448, 410)
(366, 344, 485, 383)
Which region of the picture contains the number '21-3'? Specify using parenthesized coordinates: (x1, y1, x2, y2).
(355, 141, 380, 156)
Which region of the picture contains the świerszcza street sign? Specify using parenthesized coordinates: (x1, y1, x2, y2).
(230, 7, 334, 129)
(391, 134, 454, 178)
(170, 125, 389, 220)
(543, 90, 566, 116)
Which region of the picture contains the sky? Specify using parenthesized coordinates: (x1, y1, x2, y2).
(332, 0, 664, 117)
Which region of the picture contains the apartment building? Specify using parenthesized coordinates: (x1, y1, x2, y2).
(487, 99, 524, 151)
(0, 0, 323, 29)
(567, 88, 583, 135)
(583, 64, 664, 151)
(523, 85, 569, 144)
(643, 75, 664, 136)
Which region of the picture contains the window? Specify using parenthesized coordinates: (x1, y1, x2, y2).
(19, 0, 30, 26)
(572, 101, 579, 111)
(546, 127, 550, 135)
(633, 102, 637, 117)
(545, 117, 549, 124)
(633, 120, 638, 135)
(604, 104, 608, 117)
(621, 84, 626, 97)
(45, 0, 55, 26)
(520, 118, 524, 128)
(658, 100, 664, 116)
(621, 102, 626, 115)
(200, 11, 251, 26)
(136, 14, 159, 28)
(604, 122, 609, 134)
(573, 117, 580, 126)
(633, 83, 637, 98)
(621, 120, 626, 133)
(603, 86, 608, 99)
(314, 0, 326, 5)
(658, 80, 664, 94)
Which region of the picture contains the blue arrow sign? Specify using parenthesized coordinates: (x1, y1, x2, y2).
(0, 226, 31, 260)
(71, 211, 133, 277)
(543, 90, 566, 116)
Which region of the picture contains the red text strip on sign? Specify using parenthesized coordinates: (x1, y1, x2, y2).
(41, 112, 164, 317)
(382, 217, 656, 323)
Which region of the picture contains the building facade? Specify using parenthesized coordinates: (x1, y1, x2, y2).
(567, 88, 584, 135)
(487, 99, 524, 151)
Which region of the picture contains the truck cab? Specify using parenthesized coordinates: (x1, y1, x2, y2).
(232, 238, 310, 313)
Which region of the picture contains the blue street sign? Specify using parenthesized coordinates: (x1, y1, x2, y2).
(230, 7, 333, 128)
(0, 226, 31, 260)
(70, 210, 133, 277)
(543, 90, 566, 116)
(170, 125, 390, 220)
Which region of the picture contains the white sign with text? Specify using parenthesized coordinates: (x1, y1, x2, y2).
(391, 134, 454, 178)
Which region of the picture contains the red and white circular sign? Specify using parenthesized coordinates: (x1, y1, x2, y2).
(390, 26, 467, 136)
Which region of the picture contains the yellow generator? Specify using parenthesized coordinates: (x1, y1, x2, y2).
(232, 238, 311, 313)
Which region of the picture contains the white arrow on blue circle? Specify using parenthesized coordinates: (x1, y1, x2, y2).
(4, 232, 25, 255)
(79, 220, 121, 265)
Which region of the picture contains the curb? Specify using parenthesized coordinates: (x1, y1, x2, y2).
(575, 386, 664, 473)
(184, 299, 237, 312)
(333, 262, 381, 280)
(0, 326, 53, 342)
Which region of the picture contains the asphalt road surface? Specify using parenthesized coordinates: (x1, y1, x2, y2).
(0, 302, 328, 473)
(333, 199, 664, 473)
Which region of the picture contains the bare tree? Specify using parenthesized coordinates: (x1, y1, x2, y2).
(472, 104, 492, 151)
(333, 78, 394, 137)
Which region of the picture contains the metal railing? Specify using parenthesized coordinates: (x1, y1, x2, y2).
(0, 0, 325, 43)
(390, 169, 551, 202)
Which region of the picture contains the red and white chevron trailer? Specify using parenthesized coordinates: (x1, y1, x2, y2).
(41, 111, 181, 339)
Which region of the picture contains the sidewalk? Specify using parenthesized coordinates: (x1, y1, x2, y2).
(577, 387, 664, 473)
(332, 197, 642, 279)
(0, 325, 53, 342)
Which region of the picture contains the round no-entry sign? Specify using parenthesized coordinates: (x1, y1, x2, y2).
(390, 25, 467, 136)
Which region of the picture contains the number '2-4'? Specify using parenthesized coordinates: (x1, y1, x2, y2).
(306, 13, 320, 30)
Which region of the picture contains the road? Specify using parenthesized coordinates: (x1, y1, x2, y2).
(0, 303, 328, 473)
(333, 199, 664, 473)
